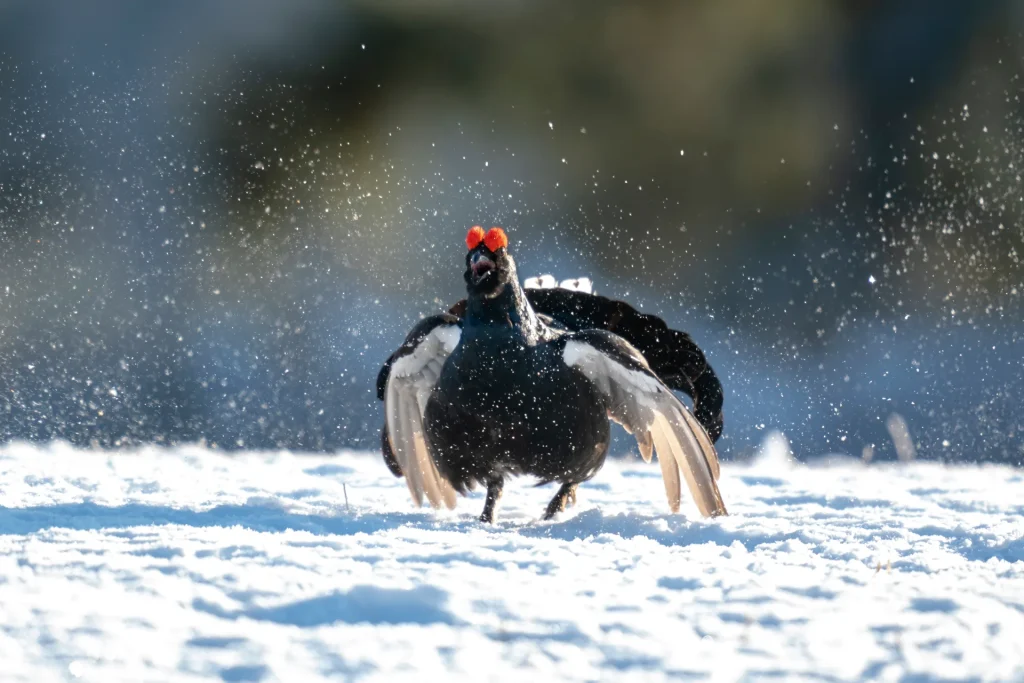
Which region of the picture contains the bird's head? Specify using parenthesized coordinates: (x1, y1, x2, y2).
(464, 225, 517, 298)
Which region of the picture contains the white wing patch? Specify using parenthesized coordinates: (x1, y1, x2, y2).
(563, 339, 727, 518)
(523, 274, 593, 294)
(385, 325, 460, 510)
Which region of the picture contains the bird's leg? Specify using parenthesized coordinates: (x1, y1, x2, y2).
(542, 483, 579, 520)
(479, 477, 504, 523)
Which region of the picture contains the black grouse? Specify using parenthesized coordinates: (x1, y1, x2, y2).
(377, 226, 728, 522)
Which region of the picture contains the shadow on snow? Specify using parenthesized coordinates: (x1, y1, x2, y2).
(0, 500, 1020, 562)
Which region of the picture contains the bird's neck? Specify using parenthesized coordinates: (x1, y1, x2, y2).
(463, 280, 541, 342)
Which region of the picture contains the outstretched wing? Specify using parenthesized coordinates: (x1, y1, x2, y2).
(380, 315, 460, 510)
(450, 286, 725, 442)
(526, 287, 724, 442)
(561, 329, 727, 518)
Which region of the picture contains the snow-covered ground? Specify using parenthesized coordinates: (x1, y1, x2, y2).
(1, 440, 1022, 682)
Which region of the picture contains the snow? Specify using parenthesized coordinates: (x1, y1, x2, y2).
(1, 440, 1023, 682)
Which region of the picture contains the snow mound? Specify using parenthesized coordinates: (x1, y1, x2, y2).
(0, 441, 1022, 681)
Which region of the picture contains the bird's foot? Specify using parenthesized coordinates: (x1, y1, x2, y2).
(542, 483, 578, 521)
(478, 478, 504, 524)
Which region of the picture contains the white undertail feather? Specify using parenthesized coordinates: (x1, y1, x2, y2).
(523, 274, 558, 290)
(559, 277, 592, 293)
(523, 275, 593, 294)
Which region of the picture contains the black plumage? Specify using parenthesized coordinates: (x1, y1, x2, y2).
(378, 227, 727, 522)
(447, 287, 724, 442)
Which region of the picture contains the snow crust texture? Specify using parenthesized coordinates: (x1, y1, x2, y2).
(1, 442, 1022, 682)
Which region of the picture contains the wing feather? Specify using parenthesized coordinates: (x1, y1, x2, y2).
(637, 430, 654, 463)
(649, 417, 682, 512)
(389, 391, 424, 505)
(678, 402, 721, 481)
(384, 323, 460, 510)
(659, 410, 721, 516)
(563, 332, 727, 518)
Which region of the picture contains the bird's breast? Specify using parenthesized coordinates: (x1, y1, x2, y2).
(437, 338, 569, 422)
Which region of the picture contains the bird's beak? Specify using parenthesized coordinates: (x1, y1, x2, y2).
(470, 252, 495, 282)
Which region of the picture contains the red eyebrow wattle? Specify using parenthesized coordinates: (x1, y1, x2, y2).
(466, 225, 485, 250)
(484, 227, 508, 252)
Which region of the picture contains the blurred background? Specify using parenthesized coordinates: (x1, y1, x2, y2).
(1, 0, 1021, 464)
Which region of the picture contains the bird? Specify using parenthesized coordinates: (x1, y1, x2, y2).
(376, 225, 727, 523)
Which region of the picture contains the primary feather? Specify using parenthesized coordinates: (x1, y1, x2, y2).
(382, 320, 460, 509)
